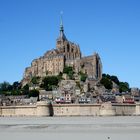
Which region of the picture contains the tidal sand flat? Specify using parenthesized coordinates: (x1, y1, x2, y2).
(0, 116, 140, 140)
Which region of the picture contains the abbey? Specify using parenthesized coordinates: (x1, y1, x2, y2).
(22, 18, 102, 86)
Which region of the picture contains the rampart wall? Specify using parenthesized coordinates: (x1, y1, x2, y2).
(0, 102, 140, 117)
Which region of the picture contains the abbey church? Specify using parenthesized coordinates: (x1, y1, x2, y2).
(22, 18, 102, 85)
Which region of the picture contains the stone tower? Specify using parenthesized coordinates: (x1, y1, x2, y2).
(56, 16, 81, 67)
(93, 53, 102, 80)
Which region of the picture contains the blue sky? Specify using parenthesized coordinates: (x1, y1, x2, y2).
(0, 0, 140, 88)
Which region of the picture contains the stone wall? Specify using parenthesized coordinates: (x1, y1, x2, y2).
(112, 104, 136, 116)
(53, 104, 101, 116)
(135, 103, 140, 114)
(0, 103, 140, 117)
(0, 101, 50, 117)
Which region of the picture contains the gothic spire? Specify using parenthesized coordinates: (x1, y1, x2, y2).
(60, 12, 64, 32)
(59, 11, 67, 40)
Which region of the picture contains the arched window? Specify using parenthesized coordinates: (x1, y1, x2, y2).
(71, 48, 73, 53)
(67, 44, 70, 52)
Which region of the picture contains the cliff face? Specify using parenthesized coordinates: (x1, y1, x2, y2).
(21, 22, 102, 86)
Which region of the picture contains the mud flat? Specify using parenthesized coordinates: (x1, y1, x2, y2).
(0, 116, 140, 140)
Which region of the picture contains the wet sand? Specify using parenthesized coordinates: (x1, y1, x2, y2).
(0, 116, 140, 140)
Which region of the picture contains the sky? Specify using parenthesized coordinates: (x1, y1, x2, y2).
(0, 0, 140, 88)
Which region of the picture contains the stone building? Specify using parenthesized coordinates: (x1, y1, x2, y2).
(22, 18, 102, 86)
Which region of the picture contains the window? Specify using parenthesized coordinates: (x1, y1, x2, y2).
(67, 44, 70, 52)
(71, 48, 73, 53)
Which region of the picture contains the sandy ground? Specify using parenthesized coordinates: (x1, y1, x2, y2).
(0, 116, 140, 140)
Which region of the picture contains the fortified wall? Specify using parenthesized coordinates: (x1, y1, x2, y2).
(1, 102, 140, 117)
(0, 102, 49, 117)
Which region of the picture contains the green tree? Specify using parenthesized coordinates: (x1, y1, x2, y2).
(11, 90, 21, 96)
(102, 73, 106, 77)
(63, 66, 75, 80)
(119, 82, 130, 93)
(0, 81, 22, 95)
(102, 74, 111, 79)
(12, 81, 21, 90)
(78, 71, 87, 82)
(28, 89, 39, 101)
(29, 89, 39, 97)
(80, 73, 87, 82)
(0, 81, 10, 91)
(110, 76, 119, 85)
(22, 84, 29, 95)
(41, 76, 59, 91)
(31, 76, 40, 85)
(101, 73, 131, 92)
(57, 72, 63, 81)
(63, 66, 73, 74)
(100, 77, 113, 89)
(68, 71, 75, 80)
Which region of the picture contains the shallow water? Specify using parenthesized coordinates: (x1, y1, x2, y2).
(0, 116, 140, 140)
